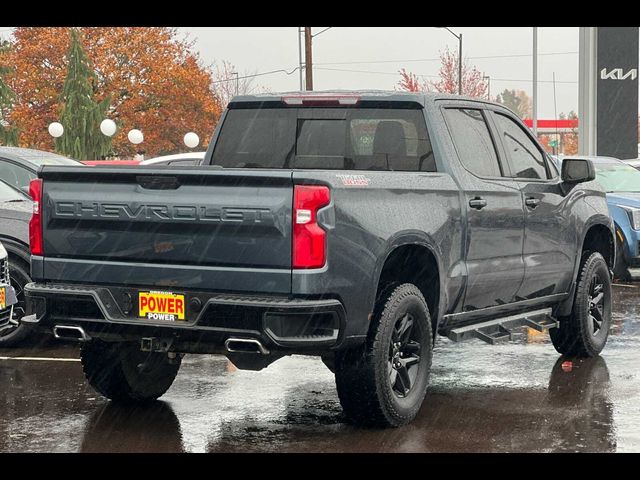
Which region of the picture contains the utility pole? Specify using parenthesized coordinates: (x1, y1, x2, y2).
(458, 33, 462, 95)
(231, 72, 239, 96)
(304, 27, 313, 91)
(533, 27, 538, 137)
(298, 27, 304, 90)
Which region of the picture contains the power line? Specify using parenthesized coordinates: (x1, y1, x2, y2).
(315, 66, 578, 84)
(312, 27, 332, 38)
(211, 67, 300, 84)
(315, 51, 578, 66)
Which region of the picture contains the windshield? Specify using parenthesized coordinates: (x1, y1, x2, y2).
(0, 179, 28, 202)
(595, 161, 640, 193)
(212, 107, 436, 172)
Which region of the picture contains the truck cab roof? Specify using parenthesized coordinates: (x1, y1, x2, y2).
(228, 90, 499, 109)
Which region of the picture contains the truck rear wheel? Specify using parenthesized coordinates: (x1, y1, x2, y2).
(334, 283, 433, 427)
(550, 252, 612, 358)
(81, 340, 181, 402)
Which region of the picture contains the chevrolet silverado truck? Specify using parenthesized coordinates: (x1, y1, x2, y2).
(23, 91, 615, 427)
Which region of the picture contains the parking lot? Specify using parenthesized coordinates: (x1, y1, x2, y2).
(0, 284, 637, 453)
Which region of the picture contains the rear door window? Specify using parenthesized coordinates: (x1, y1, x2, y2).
(444, 108, 503, 178)
(212, 107, 436, 172)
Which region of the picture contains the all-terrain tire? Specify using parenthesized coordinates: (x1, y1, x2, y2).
(550, 252, 611, 358)
(81, 340, 181, 402)
(335, 283, 433, 428)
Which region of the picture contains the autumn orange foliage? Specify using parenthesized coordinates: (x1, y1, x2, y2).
(0, 27, 221, 158)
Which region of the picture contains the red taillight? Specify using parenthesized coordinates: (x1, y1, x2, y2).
(29, 178, 43, 256)
(293, 185, 330, 269)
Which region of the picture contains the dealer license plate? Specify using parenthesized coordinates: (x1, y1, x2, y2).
(138, 291, 185, 321)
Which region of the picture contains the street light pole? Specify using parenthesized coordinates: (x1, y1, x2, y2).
(483, 75, 491, 100)
(438, 27, 463, 95)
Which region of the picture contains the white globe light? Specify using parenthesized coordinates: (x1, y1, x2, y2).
(128, 129, 144, 145)
(48, 122, 64, 138)
(183, 132, 200, 149)
(100, 119, 117, 137)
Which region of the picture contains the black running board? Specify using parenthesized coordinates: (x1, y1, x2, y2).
(445, 308, 558, 345)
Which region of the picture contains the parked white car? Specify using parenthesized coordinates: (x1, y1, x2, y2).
(140, 152, 206, 167)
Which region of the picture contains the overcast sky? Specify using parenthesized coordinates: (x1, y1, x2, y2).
(179, 27, 580, 118)
(1, 26, 580, 118)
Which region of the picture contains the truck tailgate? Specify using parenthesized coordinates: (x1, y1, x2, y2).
(38, 166, 293, 292)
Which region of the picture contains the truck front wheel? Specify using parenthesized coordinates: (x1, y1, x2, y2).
(334, 283, 433, 427)
(550, 252, 612, 357)
(80, 340, 181, 402)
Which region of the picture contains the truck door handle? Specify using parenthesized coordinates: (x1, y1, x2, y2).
(469, 197, 487, 210)
(525, 197, 541, 208)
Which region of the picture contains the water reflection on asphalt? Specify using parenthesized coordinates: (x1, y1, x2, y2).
(1, 284, 639, 452)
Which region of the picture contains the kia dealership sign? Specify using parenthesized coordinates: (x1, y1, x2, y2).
(597, 27, 639, 159)
(600, 68, 638, 81)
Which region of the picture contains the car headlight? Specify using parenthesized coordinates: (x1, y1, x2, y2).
(619, 206, 640, 230)
(0, 242, 6, 259)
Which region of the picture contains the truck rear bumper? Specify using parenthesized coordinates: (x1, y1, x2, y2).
(24, 282, 355, 354)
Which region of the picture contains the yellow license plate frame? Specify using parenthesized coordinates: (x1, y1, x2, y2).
(138, 291, 185, 321)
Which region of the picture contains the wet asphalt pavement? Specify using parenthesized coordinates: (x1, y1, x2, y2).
(1, 284, 639, 452)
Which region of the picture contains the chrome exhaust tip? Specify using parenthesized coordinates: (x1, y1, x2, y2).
(225, 337, 269, 355)
(53, 325, 91, 342)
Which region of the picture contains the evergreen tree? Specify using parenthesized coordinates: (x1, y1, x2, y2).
(0, 40, 18, 146)
(495, 89, 533, 119)
(55, 29, 111, 159)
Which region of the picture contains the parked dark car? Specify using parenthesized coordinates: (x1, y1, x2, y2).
(0, 146, 82, 195)
(24, 91, 615, 427)
(0, 180, 31, 346)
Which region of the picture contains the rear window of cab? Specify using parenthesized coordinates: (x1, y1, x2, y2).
(212, 107, 437, 172)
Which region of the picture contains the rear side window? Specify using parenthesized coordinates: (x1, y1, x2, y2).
(495, 113, 549, 180)
(212, 109, 295, 169)
(212, 108, 436, 172)
(444, 108, 502, 178)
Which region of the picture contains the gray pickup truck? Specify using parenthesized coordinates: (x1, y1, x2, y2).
(24, 91, 615, 427)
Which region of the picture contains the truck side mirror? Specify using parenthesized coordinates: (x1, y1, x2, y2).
(561, 158, 596, 184)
